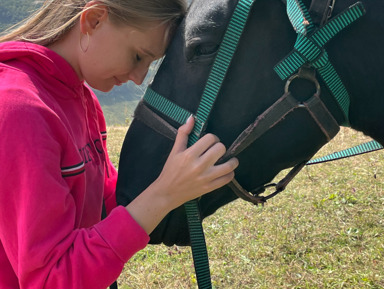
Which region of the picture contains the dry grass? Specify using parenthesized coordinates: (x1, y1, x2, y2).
(107, 126, 130, 168)
(107, 126, 384, 289)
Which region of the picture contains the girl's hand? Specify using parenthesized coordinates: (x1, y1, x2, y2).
(126, 116, 239, 234)
(155, 116, 239, 207)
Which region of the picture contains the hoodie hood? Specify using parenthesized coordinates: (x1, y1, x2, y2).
(0, 41, 83, 91)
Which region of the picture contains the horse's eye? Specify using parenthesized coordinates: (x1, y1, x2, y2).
(186, 38, 219, 62)
(195, 44, 218, 56)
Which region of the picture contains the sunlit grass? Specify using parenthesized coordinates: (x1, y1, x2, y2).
(107, 126, 384, 288)
(106, 126, 129, 168)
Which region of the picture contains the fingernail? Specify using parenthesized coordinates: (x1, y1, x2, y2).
(187, 114, 194, 123)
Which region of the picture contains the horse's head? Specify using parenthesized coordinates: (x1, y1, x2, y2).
(116, 0, 384, 246)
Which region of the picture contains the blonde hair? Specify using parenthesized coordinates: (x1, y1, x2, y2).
(0, 0, 187, 46)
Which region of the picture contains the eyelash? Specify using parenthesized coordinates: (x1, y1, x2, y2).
(136, 54, 142, 62)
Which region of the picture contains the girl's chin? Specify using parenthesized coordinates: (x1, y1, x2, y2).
(100, 86, 114, 93)
(87, 82, 115, 93)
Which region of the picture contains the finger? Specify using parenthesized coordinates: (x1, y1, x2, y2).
(203, 171, 236, 194)
(189, 133, 221, 157)
(213, 157, 239, 177)
(204, 158, 239, 192)
(170, 115, 195, 155)
(211, 171, 236, 189)
(198, 141, 227, 167)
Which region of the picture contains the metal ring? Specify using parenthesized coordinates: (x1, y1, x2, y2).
(284, 73, 321, 95)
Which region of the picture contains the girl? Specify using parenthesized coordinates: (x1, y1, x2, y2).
(0, 0, 238, 288)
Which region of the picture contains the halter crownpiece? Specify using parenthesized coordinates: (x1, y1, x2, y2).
(275, 0, 366, 125)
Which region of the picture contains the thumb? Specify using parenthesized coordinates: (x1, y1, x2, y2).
(171, 115, 195, 154)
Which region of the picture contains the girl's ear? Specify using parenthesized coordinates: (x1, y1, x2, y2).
(79, 1, 109, 35)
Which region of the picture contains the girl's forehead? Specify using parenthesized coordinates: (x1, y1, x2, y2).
(132, 24, 169, 57)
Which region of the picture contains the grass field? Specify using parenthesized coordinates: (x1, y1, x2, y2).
(107, 126, 384, 289)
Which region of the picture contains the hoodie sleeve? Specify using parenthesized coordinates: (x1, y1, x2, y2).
(0, 89, 149, 289)
(104, 160, 118, 214)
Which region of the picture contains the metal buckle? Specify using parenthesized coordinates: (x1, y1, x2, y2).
(328, 0, 336, 19)
(250, 183, 284, 205)
(192, 116, 206, 138)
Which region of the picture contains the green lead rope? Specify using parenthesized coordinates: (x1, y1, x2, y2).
(143, 0, 256, 288)
(183, 202, 212, 288)
(307, 140, 383, 165)
(184, 1, 255, 288)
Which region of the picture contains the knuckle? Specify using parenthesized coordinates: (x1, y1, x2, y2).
(201, 182, 211, 192)
(215, 142, 226, 155)
(223, 172, 235, 184)
(192, 163, 204, 175)
(177, 126, 186, 135)
(231, 157, 239, 168)
(223, 159, 237, 173)
(183, 150, 195, 162)
(178, 122, 190, 133)
(204, 133, 219, 143)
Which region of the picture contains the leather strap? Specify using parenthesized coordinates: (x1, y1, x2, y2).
(309, 0, 335, 26)
(134, 100, 178, 141)
(304, 92, 339, 141)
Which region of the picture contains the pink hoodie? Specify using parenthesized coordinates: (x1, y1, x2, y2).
(0, 42, 149, 289)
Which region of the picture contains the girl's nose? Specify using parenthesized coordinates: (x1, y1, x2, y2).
(129, 67, 149, 85)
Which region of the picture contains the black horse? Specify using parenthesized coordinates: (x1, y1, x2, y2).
(115, 0, 384, 246)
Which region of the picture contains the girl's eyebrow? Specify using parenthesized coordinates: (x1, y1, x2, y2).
(142, 48, 156, 58)
(141, 47, 165, 60)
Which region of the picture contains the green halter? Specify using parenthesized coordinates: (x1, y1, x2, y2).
(277, 1, 383, 169)
(274, 1, 365, 125)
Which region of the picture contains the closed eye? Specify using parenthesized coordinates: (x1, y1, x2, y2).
(185, 37, 219, 63)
